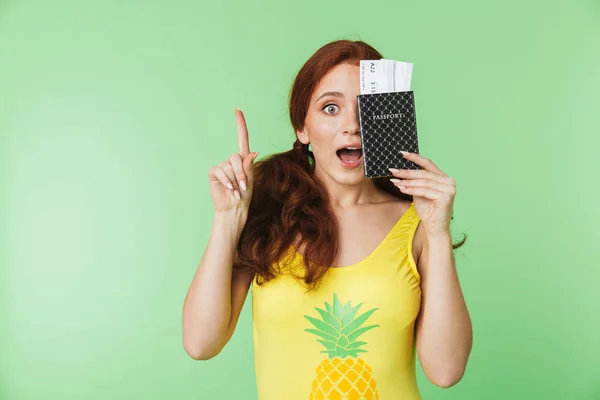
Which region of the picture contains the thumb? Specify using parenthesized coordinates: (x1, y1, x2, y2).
(243, 152, 259, 179)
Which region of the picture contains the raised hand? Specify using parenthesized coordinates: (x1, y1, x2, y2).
(208, 108, 259, 213)
(389, 151, 456, 237)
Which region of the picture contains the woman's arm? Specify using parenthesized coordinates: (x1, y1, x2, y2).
(389, 151, 471, 386)
(414, 226, 473, 387)
(182, 209, 254, 360)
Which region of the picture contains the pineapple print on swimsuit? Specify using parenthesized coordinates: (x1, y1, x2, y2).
(305, 293, 380, 400)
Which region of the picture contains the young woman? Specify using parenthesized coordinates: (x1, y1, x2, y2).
(182, 39, 472, 400)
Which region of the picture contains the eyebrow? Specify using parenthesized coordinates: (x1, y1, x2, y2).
(315, 91, 344, 102)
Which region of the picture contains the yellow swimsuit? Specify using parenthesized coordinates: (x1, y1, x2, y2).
(251, 202, 422, 400)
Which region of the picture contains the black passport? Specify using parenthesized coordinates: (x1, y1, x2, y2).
(357, 91, 420, 178)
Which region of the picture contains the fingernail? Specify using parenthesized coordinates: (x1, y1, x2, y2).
(389, 168, 400, 173)
(227, 182, 233, 190)
(253, 152, 259, 161)
(236, 106, 241, 111)
(390, 178, 402, 185)
(240, 180, 246, 191)
(234, 190, 241, 200)
(400, 150, 409, 156)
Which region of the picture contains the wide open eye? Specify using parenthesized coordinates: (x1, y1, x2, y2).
(323, 104, 339, 115)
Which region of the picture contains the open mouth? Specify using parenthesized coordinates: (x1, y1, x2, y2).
(336, 147, 363, 167)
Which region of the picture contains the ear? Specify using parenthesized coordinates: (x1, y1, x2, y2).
(296, 127, 310, 145)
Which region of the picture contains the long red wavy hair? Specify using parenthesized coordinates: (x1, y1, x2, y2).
(233, 39, 466, 290)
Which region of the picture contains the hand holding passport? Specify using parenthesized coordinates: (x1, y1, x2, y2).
(358, 59, 420, 178)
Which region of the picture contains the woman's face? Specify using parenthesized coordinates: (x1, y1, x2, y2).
(297, 62, 365, 185)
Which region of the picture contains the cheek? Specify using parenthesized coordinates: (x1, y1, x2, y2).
(307, 115, 339, 141)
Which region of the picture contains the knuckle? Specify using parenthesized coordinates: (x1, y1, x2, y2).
(219, 162, 232, 173)
(209, 166, 220, 176)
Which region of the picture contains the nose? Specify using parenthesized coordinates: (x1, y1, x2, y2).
(342, 103, 360, 136)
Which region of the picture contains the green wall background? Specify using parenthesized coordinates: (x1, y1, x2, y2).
(1, 0, 599, 399)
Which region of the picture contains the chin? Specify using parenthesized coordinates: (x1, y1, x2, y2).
(334, 168, 366, 185)
(315, 158, 366, 184)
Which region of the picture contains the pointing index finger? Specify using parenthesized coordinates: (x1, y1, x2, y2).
(235, 107, 250, 157)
